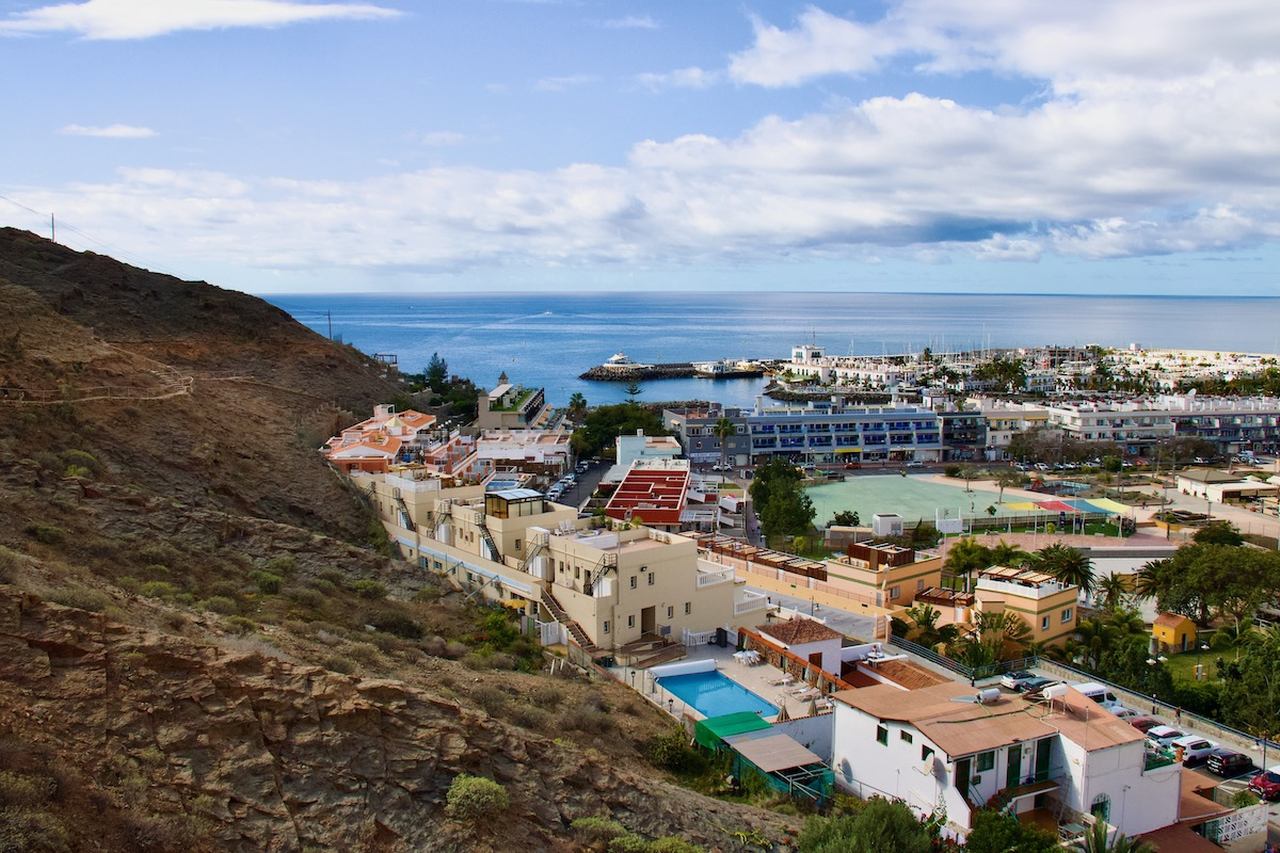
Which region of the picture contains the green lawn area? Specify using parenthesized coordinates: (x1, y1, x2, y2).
(1159, 647, 1240, 688)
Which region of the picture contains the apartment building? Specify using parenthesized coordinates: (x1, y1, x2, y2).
(475, 428, 573, 483)
(827, 542, 944, 608)
(972, 565, 1078, 647)
(356, 467, 761, 653)
(1043, 401, 1177, 452)
(831, 682, 1182, 842)
(476, 372, 551, 430)
(787, 344, 920, 389)
(974, 401, 1049, 460)
(662, 407, 753, 466)
(323, 404, 487, 477)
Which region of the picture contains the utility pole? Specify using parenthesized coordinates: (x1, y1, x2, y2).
(326, 310, 333, 340)
(50, 213, 55, 242)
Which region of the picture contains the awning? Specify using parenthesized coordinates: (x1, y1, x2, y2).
(694, 712, 772, 750)
(727, 733, 823, 773)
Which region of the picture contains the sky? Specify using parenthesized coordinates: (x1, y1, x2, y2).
(0, 0, 1278, 296)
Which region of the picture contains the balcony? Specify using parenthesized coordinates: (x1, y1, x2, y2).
(1143, 745, 1178, 772)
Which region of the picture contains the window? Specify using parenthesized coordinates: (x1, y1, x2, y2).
(1041, 615, 1050, 631)
(603, 620, 610, 634)
(976, 751, 995, 772)
(648, 572, 655, 586)
(514, 539, 521, 551)
(684, 602, 691, 615)
(876, 725, 888, 746)
(1090, 794, 1111, 823)
(630, 575, 637, 589)
(667, 605, 674, 618)
(1061, 607, 1073, 623)
(888, 586, 900, 601)
(575, 566, 581, 579)
(627, 615, 635, 628)
(917, 579, 925, 591)
(921, 746, 934, 762)
(900, 731, 913, 744)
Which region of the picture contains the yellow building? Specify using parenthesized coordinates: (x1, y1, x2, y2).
(355, 467, 766, 657)
(826, 542, 945, 608)
(972, 565, 1079, 647)
(1152, 612, 1197, 653)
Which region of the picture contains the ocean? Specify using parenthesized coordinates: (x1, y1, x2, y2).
(268, 292, 1280, 409)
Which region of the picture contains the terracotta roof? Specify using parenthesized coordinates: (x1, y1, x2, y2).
(833, 683, 1140, 758)
(756, 618, 842, 646)
(1177, 769, 1234, 824)
(869, 659, 947, 690)
(1154, 612, 1193, 629)
(1138, 823, 1223, 853)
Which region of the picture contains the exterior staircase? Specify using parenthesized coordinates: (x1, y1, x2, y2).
(540, 588, 599, 655)
(477, 520, 501, 562)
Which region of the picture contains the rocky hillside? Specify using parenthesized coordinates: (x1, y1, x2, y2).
(0, 231, 800, 852)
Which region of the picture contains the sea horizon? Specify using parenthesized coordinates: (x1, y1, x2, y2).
(271, 291, 1280, 409)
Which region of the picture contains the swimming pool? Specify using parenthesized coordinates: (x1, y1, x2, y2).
(657, 670, 778, 719)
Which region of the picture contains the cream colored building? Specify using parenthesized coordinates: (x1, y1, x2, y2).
(355, 467, 766, 655)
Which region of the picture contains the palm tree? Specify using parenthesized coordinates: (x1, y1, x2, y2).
(713, 416, 736, 476)
(1105, 607, 1146, 639)
(994, 469, 1024, 504)
(1095, 572, 1129, 610)
(1071, 822, 1154, 853)
(974, 610, 1033, 659)
(1069, 616, 1119, 670)
(1033, 543, 1095, 593)
(1132, 559, 1165, 601)
(988, 541, 1030, 568)
(945, 538, 992, 593)
(567, 392, 587, 420)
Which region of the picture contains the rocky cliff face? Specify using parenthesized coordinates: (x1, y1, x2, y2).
(0, 589, 797, 852)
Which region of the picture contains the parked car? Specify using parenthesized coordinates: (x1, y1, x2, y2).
(1146, 725, 1186, 748)
(1206, 749, 1254, 777)
(905, 460, 925, 468)
(1018, 677, 1062, 696)
(1171, 734, 1217, 766)
(1110, 706, 1141, 720)
(1000, 671, 1039, 691)
(1249, 767, 1280, 801)
(1129, 717, 1163, 734)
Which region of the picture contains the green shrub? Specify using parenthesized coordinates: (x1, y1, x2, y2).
(445, 774, 508, 823)
(443, 640, 469, 659)
(0, 806, 71, 852)
(471, 686, 508, 714)
(136, 543, 182, 567)
(572, 816, 627, 847)
(63, 464, 93, 479)
(365, 610, 422, 639)
(251, 571, 283, 595)
(607, 836, 650, 853)
(646, 729, 706, 775)
(648, 838, 703, 853)
(23, 525, 65, 546)
(529, 683, 563, 707)
(264, 555, 297, 576)
(321, 655, 357, 674)
(47, 586, 110, 613)
(306, 578, 338, 595)
(0, 770, 55, 806)
(287, 588, 325, 609)
(140, 581, 179, 599)
(412, 586, 441, 603)
(60, 449, 102, 475)
(0, 546, 22, 583)
(943, 465, 962, 478)
(352, 580, 387, 600)
(225, 617, 257, 635)
(344, 642, 382, 666)
(201, 596, 239, 615)
(507, 704, 551, 730)
(559, 701, 614, 735)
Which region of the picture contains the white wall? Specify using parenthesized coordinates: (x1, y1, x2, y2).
(771, 714, 835, 764)
(783, 638, 843, 674)
(1059, 739, 1181, 837)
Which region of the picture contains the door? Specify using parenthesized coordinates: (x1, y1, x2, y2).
(641, 606, 655, 634)
(955, 757, 972, 800)
(808, 652, 823, 668)
(1005, 744, 1022, 789)
(1034, 738, 1052, 783)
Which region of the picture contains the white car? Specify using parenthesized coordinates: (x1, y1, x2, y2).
(1147, 725, 1186, 748)
(1171, 734, 1216, 766)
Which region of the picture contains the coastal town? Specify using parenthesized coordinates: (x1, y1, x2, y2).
(323, 340, 1280, 851)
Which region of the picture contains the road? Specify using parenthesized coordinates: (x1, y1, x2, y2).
(559, 458, 608, 510)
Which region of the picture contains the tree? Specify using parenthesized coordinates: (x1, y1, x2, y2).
(625, 381, 642, 402)
(945, 538, 992, 593)
(1032, 543, 1094, 594)
(831, 509, 861, 527)
(1101, 454, 1123, 474)
(974, 609, 1033, 659)
(1139, 543, 1280, 627)
(1069, 820, 1154, 853)
(994, 469, 1025, 504)
(1193, 520, 1244, 547)
(714, 416, 736, 473)
(570, 403, 667, 459)
(445, 774, 509, 822)
(797, 798, 931, 853)
(988, 541, 1029, 568)
(758, 487, 817, 539)
(965, 809, 1058, 853)
(567, 392, 588, 420)
(425, 352, 449, 393)
(1095, 572, 1130, 611)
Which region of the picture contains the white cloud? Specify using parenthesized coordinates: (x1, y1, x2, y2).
(601, 15, 658, 30)
(0, 0, 400, 40)
(533, 74, 597, 92)
(59, 122, 156, 138)
(11, 1, 1280, 275)
(417, 131, 467, 148)
(635, 66, 721, 91)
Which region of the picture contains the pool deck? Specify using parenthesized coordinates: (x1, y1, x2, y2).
(635, 644, 802, 723)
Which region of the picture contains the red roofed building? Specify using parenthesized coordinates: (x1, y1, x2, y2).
(325, 404, 451, 474)
(604, 459, 692, 531)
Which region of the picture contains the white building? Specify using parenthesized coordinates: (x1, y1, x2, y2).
(605, 430, 684, 482)
(831, 682, 1181, 842)
(756, 618, 844, 674)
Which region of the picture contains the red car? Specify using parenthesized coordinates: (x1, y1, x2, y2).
(1249, 767, 1280, 801)
(1129, 717, 1162, 734)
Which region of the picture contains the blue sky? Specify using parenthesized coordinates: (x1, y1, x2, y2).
(1, 0, 1278, 296)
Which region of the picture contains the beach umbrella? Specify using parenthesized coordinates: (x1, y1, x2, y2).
(775, 700, 790, 722)
(808, 698, 819, 717)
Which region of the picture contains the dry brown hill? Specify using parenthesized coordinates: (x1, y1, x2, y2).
(0, 231, 799, 852)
